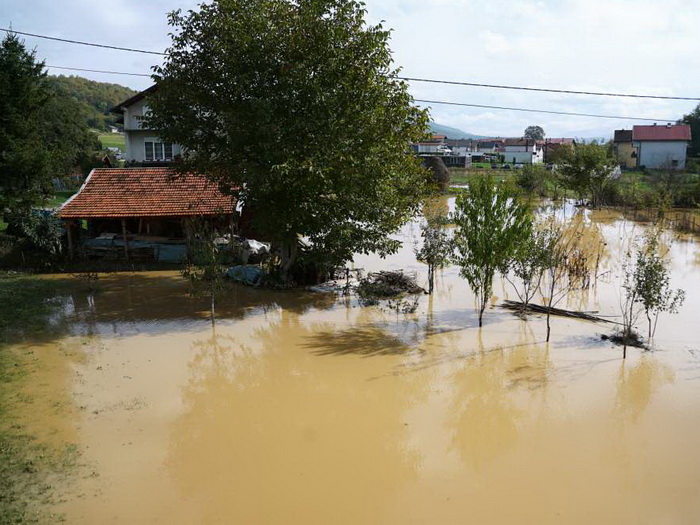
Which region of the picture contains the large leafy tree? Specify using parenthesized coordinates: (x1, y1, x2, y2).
(556, 141, 616, 208)
(523, 125, 545, 140)
(452, 175, 532, 327)
(680, 104, 700, 158)
(146, 0, 429, 279)
(0, 33, 99, 220)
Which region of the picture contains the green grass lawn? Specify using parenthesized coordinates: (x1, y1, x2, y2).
(46, 190, 76, 209)
(97, 132, 125, 151)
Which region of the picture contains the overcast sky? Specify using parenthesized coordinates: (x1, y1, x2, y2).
(3, 0, 700, 138)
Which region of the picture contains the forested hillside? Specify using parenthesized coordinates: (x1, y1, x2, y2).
(47, 75, 138, 131)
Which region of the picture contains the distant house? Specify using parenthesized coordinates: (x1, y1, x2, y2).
(503, 138, 544, 164)
(58, 167, 237, 261)
(631, 124, 691, 169)
(613, 130, 637, 169)
(445, 139, 474, 157)
(413, 134, 451, 156)
(110, 86, 184, 165)
(475, 139, 504, 154)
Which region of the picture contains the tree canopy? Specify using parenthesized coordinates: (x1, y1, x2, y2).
(680, 104, 700, 158)
(47, 75, 137, 131)
(0, 33, 99, 218)
(146, 0, 429, 278)
(452, 175, 532, 326)
(524, 125, 545, 140)
(556, 141, 616, 207)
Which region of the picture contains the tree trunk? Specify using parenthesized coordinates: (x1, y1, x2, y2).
(647, 311, 652, 340)
(280, 238, 298, 282)
(428, 264, 434, 295)
(210, 291, 216, 328)
(546, 276, 555, 342)
(478, 293, 486, 327)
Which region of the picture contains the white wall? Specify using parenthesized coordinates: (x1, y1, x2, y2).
(125, 130, 183, 163)
(504, 150, 544, 164)
(636, 141, 687, 169)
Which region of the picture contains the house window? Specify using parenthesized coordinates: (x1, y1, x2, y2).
(145, 140, 173, 161)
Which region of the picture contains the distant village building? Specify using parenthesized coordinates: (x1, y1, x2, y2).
(613, 130, 637, 169)
(413, 134, 451, 156)
(503, 138, 544, 164)
(630, 124, 691, 169)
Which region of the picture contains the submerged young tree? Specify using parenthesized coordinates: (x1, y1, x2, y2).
(414, 199, 452, 294)
(633, 232, 685, 341)
(182, 221, 228, 326)
(505, 225, 548, 313)
(539, 215, 603, 342)
(452, 175, 532, 327)
(146, 0, 429, 282)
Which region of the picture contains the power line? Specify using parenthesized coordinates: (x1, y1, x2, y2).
(400, 76, 700, 101)
(0, 28, 167, 56)
(40, 65, 681, 121)
(5, 27, 697, 102)
(414, 99, 677, 122)
(46, 65, 151, 77)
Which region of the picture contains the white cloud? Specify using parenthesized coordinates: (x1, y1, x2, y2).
(2, 0, 699, 137)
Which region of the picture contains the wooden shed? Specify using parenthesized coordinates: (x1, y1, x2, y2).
(58, 167, 237, 262)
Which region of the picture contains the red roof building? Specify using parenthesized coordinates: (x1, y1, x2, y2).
(58, 168, 237, 262)
(630, 124, 691, 169)
(632, 124, 691, 142)
(59, 167, 235, 219)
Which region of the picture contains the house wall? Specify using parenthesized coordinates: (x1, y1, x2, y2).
(123, 98, 149, 131)
(125, 130, 183, 163)
(614, 142, 638, 169)
(636, 141, 687, 169)
(504, 147, 544, 164)
(122, 98, 184, 163)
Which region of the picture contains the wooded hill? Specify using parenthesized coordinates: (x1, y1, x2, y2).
(47, 75, 137, 131)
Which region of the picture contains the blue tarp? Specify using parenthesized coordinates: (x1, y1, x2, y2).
(227, 265, 264, 286)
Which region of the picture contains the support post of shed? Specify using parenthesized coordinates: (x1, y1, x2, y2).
(121, 219, 130, 261)
(66, 221, 74, 261)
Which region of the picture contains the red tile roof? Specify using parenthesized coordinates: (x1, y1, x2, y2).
(59, 168, 236, 219)
(632, 124, 691, 142)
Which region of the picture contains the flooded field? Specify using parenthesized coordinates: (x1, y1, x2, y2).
(8, 199, 700, 523)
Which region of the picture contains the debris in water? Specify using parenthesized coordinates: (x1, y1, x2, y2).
(499, 300, 614, 323)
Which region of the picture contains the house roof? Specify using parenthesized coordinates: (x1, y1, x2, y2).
(543, 138, 575, 145)
(614, 130, 633, 142)
(445, 139, 473, 147)
(632, 124, 691, 142)
(58, 168, 235, 219)
(109, 85, 158, 114)
(504, 138, 535, 146)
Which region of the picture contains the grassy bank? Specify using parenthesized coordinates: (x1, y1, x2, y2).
(97, 132, 125, 151)
(0, 274, 74, 523)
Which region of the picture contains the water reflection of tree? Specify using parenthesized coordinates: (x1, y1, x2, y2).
(614, 356, 674, 424)
(448, 339, 553, 472)
(166, 311, 424, 522)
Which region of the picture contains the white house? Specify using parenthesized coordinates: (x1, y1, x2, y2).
(110, 86, 184, 164)
(414, 135, 451, 156)
(632, 124, 691, 169)
(503, 138, 544, 164)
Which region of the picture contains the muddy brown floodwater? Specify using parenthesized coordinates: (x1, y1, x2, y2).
(10, 199, 700, 523)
